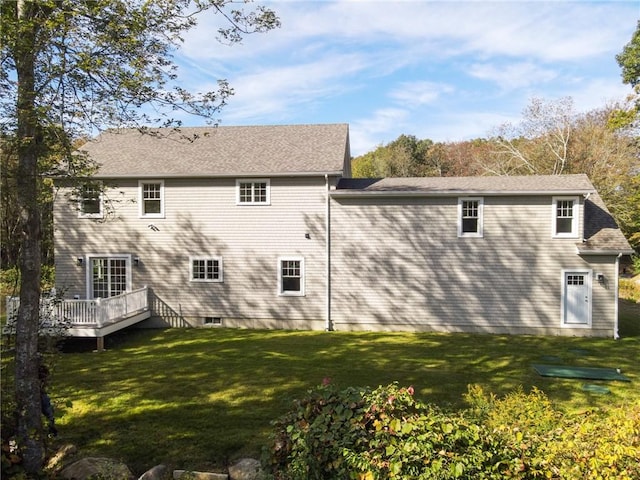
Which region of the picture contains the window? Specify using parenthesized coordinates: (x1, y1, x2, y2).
(86, 255, 131, 299)
(236, 179, 270, 205)
(139, 180, 164, 218)
(190, 257, 223, 282)
(458, 197, 483, 237)
(278, 257, 304, 296)
(79, 183, 103, 218)
(204, 316, 222, 326)
(552, 197, 579, 238)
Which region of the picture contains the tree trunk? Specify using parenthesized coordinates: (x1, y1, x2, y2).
(14, 0, 45, 473)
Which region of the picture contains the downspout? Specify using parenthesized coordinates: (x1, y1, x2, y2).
(325, 174, 332, 331)
(614, 253, 622, 340)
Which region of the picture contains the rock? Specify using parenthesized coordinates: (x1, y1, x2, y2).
(228, 458, 263, 480)
(59, 457, 135, 480)
(139, 464, 170, 480)
(173, 470, 228, 480)
(45, 443, 77, 474)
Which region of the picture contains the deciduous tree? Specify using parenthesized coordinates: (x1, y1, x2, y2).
(0, 0, 279, 473)
(488, 97, 576, 175)
(617, 20, 640, 89)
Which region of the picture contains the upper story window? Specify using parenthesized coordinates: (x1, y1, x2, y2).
(552, 197, 579, 238)
(79, 183, 103, 219)
(458, 197, 483, 237)
(139, 180, 164, 218)
(236, 179, 270, 205)
(278, 257, 304, 296)
(190, 257, 223, 283)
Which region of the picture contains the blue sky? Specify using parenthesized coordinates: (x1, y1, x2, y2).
(174, 0, 638, 156)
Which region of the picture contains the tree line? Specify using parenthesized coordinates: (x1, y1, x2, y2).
(351, 97, 640, 251)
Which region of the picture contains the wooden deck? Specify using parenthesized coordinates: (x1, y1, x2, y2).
(5, 286, 151, 350)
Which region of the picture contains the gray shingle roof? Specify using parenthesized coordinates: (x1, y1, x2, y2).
(335, 174, 596, 195)
(579, 191, 635, 255)
(81, 124, 350, 178)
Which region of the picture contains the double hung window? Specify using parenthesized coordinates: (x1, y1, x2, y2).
(278, 257, 304, 296)
(552, 197, 579, 238)
(79, 183, 103, 218)
(139, 180, 164, 218)
(458, 197, 483, 237)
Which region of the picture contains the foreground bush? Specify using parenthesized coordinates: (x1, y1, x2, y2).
(467, 385, 640, 479)
(619, 278, 640, 302)
(263, 383, 518, 479)
(264, 383, 640, 480)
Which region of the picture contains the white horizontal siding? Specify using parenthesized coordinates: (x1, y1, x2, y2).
(54, 177, 329, 326)
(329, 195, 616, 336)
(54, 178, 618, 336)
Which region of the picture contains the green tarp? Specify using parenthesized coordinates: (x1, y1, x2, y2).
(532, 364, 631, 382)
(581, 384, 611, 394)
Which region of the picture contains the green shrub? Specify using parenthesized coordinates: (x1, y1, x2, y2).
(620, 278, 640, 303)
(263, 381, 366, 479)
(266, 383, 640, 480)
(464, 385, 562, 478)
(542, 404, 640, 480)
(264, 383, 519, 480)
(465, 385, 640, 480)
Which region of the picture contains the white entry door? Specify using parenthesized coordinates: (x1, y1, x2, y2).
(562, 271, 591, 327)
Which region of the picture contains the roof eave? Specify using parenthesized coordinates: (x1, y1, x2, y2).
(88, 170, 344, 180)
(330, 189, 594, 198)
(576, 247, 636, 256)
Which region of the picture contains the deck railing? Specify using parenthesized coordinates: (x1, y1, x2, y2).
(5, 286, 149, 331)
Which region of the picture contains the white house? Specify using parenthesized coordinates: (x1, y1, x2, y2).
(52, 124, 634, 338)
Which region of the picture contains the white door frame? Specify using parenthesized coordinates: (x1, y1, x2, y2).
(561, 269, 592, 329)
(83, 254, 133, 299)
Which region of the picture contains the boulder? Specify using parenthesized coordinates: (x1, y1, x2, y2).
(45, 443, 77, 474)
(139, 464, 170, 480)
(173, 470, 228, 480)
(59, 457, 135, 480)
(228, 458, 263, 480)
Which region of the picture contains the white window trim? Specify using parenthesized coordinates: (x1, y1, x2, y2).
(457, 197, 484, 238)
(138, 180, 165, 218)
(189, 256, 224, 283)
(78, 182, 104, 219)
(236, 178, 271, 205)
(560, 269, 592, 329)
(278, 256, 305, 296)
(552, 196, 579, 238)
(83, 254, 133, 299)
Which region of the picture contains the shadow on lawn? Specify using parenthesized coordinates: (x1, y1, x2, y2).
(51, 327, 639, 474)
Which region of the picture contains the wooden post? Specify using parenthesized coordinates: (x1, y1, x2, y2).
(96, 336, 104, 352)
(95, 297, 103, 327)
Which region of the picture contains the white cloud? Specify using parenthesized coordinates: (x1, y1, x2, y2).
(469, 62, 558, 91)
(389, 81, 455, 107)
(351, 108, 411, 153)
(172, 1, 638, 154)
(569, 79, 636, 114)
(220, 52, 371, 121)
(183, 1, 633, 61)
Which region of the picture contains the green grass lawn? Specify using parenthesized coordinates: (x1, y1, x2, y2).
(39, 312, 640, 476)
